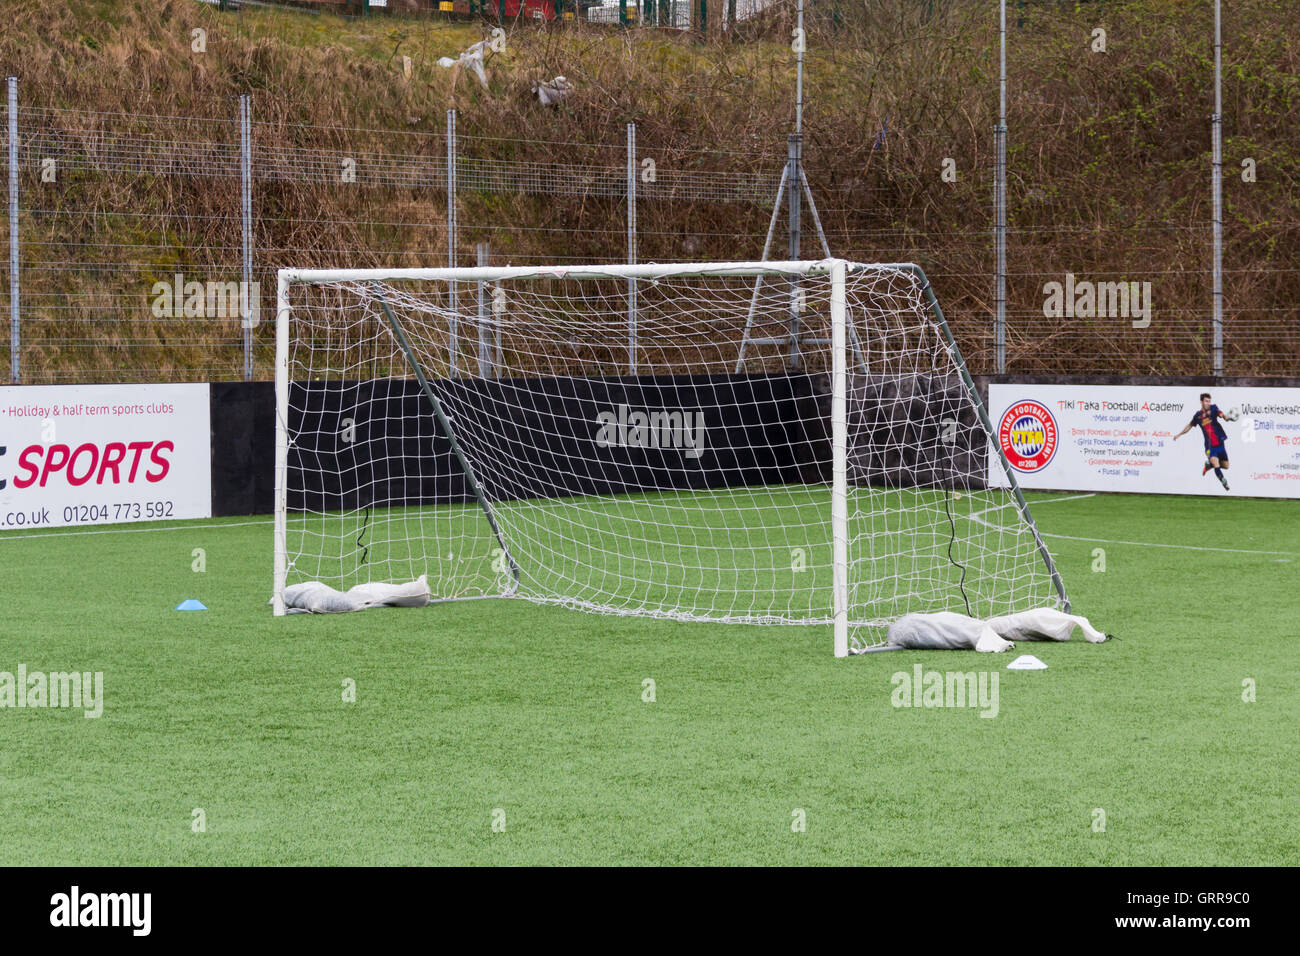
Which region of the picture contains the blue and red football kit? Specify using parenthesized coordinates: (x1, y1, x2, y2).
(1191, 405, 1229, 462)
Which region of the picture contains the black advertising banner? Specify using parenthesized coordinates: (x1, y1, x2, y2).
(286, 372, 835, 511)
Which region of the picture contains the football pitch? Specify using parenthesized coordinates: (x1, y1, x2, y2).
(0, 490, 1295, 866)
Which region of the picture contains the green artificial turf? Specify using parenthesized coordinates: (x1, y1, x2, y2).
(283, 484, 1050, 636)
(0, 491, 1296, 865)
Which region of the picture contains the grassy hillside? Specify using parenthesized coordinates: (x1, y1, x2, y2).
(1, 0, 1296, 380)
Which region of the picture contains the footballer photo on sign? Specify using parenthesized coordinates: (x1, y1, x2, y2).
(1172, 392, 1238, 492)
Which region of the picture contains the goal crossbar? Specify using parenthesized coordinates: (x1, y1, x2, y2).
(278, 259, 920, 285)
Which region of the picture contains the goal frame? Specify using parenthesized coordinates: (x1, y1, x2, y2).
(274, 258, 1068, 656)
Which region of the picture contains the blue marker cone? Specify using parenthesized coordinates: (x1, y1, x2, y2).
(175, 599, 207, 611)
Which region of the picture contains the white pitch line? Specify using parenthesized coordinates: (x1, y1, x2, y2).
(973, 491, 1298, 557)
(1037, 530, 1295, 557)
(3, 491, 1295, 558)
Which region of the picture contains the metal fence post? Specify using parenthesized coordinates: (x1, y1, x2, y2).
(1211, 0, 1224, 376)
(240, 94, 253, 382)
(786, 1, 805, 371)
(447, 108, 458, 377)
(7, 76, 18, 384)
(787, 132, 802, 370)
(627, 121, 637, 374)
(995, 0, 1008, 375)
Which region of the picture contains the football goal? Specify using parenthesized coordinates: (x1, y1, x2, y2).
(273, 259, 1068, 655)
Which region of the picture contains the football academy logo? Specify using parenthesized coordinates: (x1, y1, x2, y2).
(998, 400, 1058, 472)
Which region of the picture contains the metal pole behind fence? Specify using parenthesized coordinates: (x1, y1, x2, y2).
(787, 132, 802, 370)
(734, 165, 789, 373)
(1211, 0, 1224, 376)
(795, 0, 805, 137)
(995, 0, 1007, 375)
(627, 121, 637, 374)
(801, 175, 833, 259)
(7, 76, 18, 384)
(240, 94, 253, 382)
(447, 108, 458, 376)
(786, 0, 805, 372)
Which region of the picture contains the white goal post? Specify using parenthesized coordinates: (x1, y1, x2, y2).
(274, 259, 1068, 655)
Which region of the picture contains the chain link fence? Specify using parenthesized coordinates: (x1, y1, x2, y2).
(2, 6, 1296, 386)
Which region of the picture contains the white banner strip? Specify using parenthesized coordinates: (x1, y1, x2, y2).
(988, 383, 1300, 499)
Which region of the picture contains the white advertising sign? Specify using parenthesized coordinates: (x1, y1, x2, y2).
(988, 384, 1300, 499)
(0, 384, 212, 529)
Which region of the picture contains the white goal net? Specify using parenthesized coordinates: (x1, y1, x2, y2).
(274, 260, 1067, 654)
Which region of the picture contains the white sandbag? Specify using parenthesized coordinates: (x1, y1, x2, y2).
(345, 577, 432, 609)
(885, 607, 1110, 652)
(281, 581, 359, 614)
(984, 608, 1108, 644)
(277, 575, 431, 614)
(886, 611, 991, 651)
